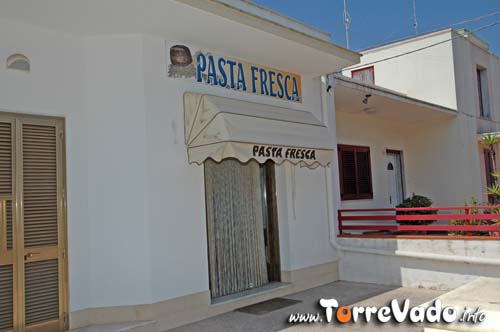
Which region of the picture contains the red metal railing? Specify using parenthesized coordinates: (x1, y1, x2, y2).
(338, 206, 500, 240)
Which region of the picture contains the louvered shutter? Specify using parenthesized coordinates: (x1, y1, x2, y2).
(338, 145, 373, 200)
(6, 202, 12, 251)
(24, 260, 59, 325)
(0, 121, 13, 332)
(0, 122, 13, 250)
(0, 265, 13, 332)
(0, 116, 66, 332)
(0, 122, 12, 196)
(356, 150, 372, 197)
(22, 123, 61, 327)
(23, 124, 58, 248)
(340, 150, 356, 197)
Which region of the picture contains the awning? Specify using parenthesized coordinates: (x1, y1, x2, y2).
(184, 93, 333, 168)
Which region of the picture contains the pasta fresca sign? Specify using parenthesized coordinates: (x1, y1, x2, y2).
(168, 44, 302, 103)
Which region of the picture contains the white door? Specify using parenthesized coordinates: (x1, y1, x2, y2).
(387, 151, 404, 207)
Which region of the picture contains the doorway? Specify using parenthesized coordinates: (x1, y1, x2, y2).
(386, 150, 405, 207)
(0, 114, 68, 332)
(204, 159, 280, 299)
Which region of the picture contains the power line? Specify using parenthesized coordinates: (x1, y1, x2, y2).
(336, 20, 500, 74)
(446, 11, 500, 28)
(360, 11, 500, 52)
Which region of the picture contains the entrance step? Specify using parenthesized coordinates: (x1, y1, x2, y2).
(423, 277, 500, 332)
(68, 321, 157, 332)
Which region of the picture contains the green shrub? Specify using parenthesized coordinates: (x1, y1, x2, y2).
(449, 198, 482, 235)
(396, 194, 437, 225)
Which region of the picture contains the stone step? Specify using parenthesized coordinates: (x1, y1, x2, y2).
(68, 320, 157, 332)
(423, 277, 500, 332)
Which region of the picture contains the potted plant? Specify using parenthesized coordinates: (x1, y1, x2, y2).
(486, 181, 500, 237)
(396, 194, 437, 234)
(449, 198, 484, 236)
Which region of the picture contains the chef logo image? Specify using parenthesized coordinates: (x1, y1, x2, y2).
(168, 45, 196, 78)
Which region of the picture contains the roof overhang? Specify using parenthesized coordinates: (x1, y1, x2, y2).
(0, 0, 360, 76)
(334, 75, 457, 123)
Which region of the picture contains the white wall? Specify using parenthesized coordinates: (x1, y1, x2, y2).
(345, 30, 457, 110)
(0, 18, 91, 312)
(336, 110, 483, 210)
(452, 33, 500, 135)
(452, 33, 500, 201)
(340, 30, 499, 206)
(405, 117, 482, 206)
(0, 3, 351, 316)
(141, 34, 337, 303)
(336, 112, 410, 209)
(339, 238, 500, 290)
(84, 34, 153, 308)
(334, 31, 500, 291)
(0, 28, 158, 310)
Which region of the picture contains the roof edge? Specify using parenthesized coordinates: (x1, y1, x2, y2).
(226, 0, 332, 41)
(175, 0, 360, 65)
(360, 28, 453, 54)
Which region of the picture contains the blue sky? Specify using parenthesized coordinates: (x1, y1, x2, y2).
(251, 0, 500, 54)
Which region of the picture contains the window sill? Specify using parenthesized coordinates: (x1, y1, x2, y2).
(341, 197, 374, 201)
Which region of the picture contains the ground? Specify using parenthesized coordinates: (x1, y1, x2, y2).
(165, 281, 444, 332)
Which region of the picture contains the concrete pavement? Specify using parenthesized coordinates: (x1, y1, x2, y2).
(165, 281, 444, 332)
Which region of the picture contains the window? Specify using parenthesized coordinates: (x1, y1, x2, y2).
(477, 67, 490, 119)
(351, 66, 374, 84)
(484, 149, 496, 203)
(6, 54, 30, 72)
(338, 145, 373, 200)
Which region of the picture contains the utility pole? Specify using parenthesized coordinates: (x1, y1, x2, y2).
(343, 0, 351, 49)
(412, 0, 419, 35)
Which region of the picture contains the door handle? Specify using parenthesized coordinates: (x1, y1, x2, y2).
(24, 252, 40, 260)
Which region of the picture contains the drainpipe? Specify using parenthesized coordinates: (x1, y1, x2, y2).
(321, 74, 500, 268)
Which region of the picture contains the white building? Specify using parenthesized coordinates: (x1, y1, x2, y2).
(0, 1, 360, 332)
(335, 28, 500, 288)
(0, 1, 499, 332)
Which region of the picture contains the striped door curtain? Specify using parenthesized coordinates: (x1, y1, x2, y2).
(204, 159, 269, 298)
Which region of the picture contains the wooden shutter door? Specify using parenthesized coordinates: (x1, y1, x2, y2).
(20, 119, 67, 332)
(0, 115, 67, 332)
(0, 120, 14, 332)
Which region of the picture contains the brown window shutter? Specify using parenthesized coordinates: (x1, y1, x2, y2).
(338, 145, 373, 200)
(339, 149, 356, 199)
(356, 150, 373, 197)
